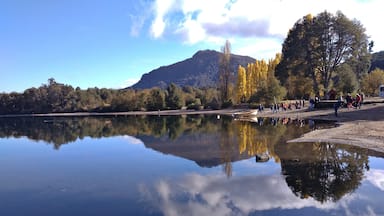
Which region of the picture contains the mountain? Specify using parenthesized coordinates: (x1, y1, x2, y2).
(370, 51, 384, 71)
(130, 49, 256, 89)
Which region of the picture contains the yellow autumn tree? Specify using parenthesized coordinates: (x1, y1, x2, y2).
(361, 68, 384, 96)
(236, 53, 284, 103)
(236, 65, 247, 103)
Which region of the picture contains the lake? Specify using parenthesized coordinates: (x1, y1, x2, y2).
(0, 115, 383, 216)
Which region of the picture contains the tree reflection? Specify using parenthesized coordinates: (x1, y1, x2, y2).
(276, 142, 369, 202)
(0, 115, 214, 148)
(219, 116, 236, 178)
(235, 118, 310, 163)
(0, 115, 311, 167)
(0, 115, 375, 202)
(213, 117, 313, 177)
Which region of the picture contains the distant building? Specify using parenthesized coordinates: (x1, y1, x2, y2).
(379, 85, 384, 97)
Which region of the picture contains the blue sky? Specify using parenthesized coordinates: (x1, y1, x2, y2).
(1, 0, 383, 93)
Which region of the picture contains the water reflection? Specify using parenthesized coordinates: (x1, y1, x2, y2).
(139, 167, 384, 216)
(1, 115, 384, 215)
(277, 142, 369, 203)
(0, 116, 211, 148)
(0, 115, 311, 170)
(139, 173, 337, 216)
(139, 142, 383, 215)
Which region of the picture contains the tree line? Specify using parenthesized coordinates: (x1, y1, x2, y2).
(0, 78, 221, 114)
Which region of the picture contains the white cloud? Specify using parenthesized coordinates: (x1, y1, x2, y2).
(128, 0, 153, 37)
(151, 17, 167, 38)
(365, 169, 384, 191)
(233, 38, 283, 60)
(149, 0, 384, 58)
(176, 17, 206, 44)
(150, 0, 177, 38)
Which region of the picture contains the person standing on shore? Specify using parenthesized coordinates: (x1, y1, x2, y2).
(334, 97, 343, 117)
(358, 90, 364, 108)
(355, 94, 362, 109)
(346, 93, 353, 109)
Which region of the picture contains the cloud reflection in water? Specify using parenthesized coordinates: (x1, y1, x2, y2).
(139, 173, 338, 216)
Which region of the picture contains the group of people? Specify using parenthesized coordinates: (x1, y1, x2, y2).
(256, 93, 363, 117)
(345, 93, 363, 109)
(265, 100, 305, 113)
(334, 93, 363, 117)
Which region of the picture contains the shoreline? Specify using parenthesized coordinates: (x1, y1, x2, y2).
(0, 108, 245, 118)
(1, 98, 382, 119)
(281, 102, 384, 152)
(1, 100, 384, 152)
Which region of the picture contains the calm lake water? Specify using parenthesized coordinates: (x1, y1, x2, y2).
(0, 115, 383, 216)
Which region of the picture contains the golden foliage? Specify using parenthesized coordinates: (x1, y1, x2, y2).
(236, 54, 281, 103)
(361, 68, 384, 96)
(236, 122, 280, 162)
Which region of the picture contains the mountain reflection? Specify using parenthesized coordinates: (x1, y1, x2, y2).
(0, 115, 310, 167)
(1, 115, 383, 204)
